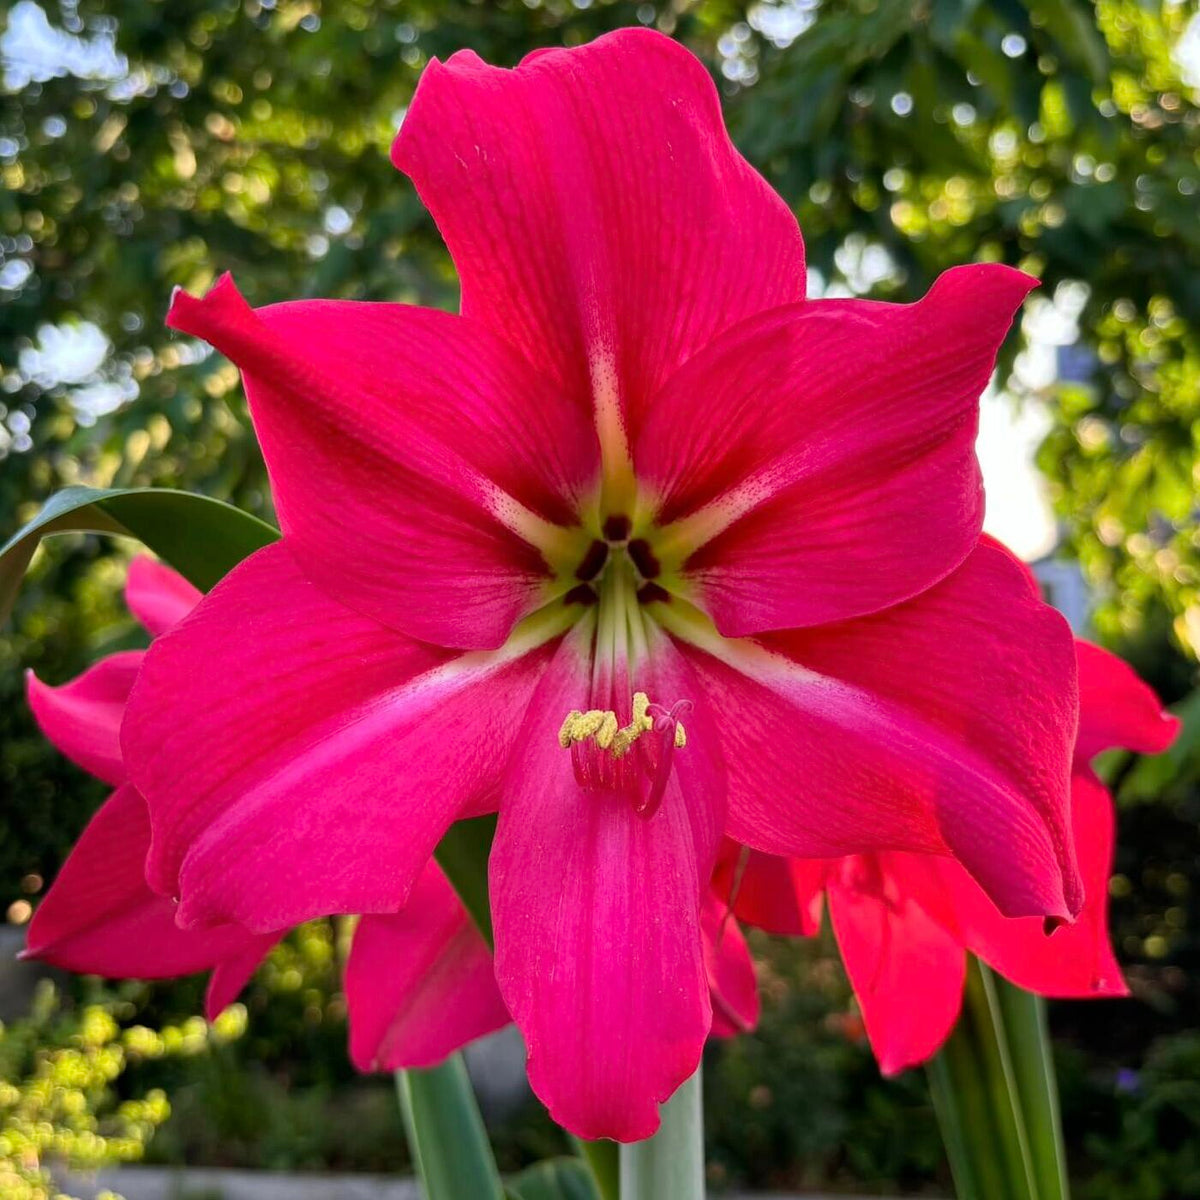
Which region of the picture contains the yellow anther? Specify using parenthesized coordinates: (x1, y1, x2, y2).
(610, 726, 639, 759)
(558, 710, 584, 748)
(595, 711, 619, 749)
(558, 709, 608, 747)
(556, 692, 687, 758)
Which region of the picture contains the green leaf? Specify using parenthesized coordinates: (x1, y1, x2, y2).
(434, 813, 496, 949)
(0, 486, 279, 625)
(928, 958, 1070, 1200)
(993, 979, 1069, 1200)
(396, 1057, 504, 1200)
(505, 1158, 602, 1200)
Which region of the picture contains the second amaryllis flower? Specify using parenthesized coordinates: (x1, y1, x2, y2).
(126, 29, 1080, 1139)
(717, 614, 1180, 1074)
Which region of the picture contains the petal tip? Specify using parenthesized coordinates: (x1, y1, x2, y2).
(165, 272, 248, 341)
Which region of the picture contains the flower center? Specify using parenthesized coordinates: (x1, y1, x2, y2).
(552, 515, 691, 817)
(560, 512, 672, 610)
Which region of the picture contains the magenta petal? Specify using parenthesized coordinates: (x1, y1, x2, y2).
(393, 29, 804, 432)
(205, 939, 279, 1020)
(168, 276, 594, 650)
(935, 773, 1128, 998)
(123, 541, 555, 932)
(26, 653, 143, 785)
(639, 265, 1035, 635)
(827, 858, 966, 1074)
(1075, 640, 1180, 763)
(125, 555, 202, 636)
(702, 891, 759, 1038)
(490, 627, 725, 1141)
(711, 843, 824, 938)
(25, 785, 275, 981)
(678, 539, 1081, 921)
(346, 864, 509, 1072)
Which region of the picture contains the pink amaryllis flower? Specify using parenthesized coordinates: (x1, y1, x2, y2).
(25, 558, 755, 1069)
(126, 29, 1081, 1138)
(23, 560, 506, 1057)
(718, 623, 1180, 1075)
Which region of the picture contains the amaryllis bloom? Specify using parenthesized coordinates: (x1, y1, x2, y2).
(126, 29, 1081, 1138)
(718, 622, 1180, 1075)
(24, 558, 755, 1069)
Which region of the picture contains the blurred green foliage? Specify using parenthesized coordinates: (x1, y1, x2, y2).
(0, 977, 245, 1200)
(2, 0, 1199, 1193)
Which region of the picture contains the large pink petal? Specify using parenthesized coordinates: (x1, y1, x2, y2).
(393, 29, 804, 437)
(26, 652, 143, 785)
(123, 541, 557, 932)
(125, 555, 202, 636)
(346, 864, 509, 1071)
(639, 266, 1035, 635)
(702, 891, 759, 1038)
(24, 785, 276, 981)
(932, 773, 1127, 997)
(827, 857, 966, 1074)
(669, 539, 1081, 920)
(490, 625, 725, 1141)
(1075, 640, 1180, 764)
(710, 843, 824, 937)
(168, 277, 595, 651)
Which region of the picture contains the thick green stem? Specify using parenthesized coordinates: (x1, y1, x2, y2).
(573, 1137, 620, 1200)
(928, 957, 1071, 1200)
(396, 1057, 504, 1200)
(619, 1064, 705, 1200)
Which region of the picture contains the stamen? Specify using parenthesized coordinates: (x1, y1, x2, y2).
(602, 514, 631, 542)
(636, 582, 671, 605)
(575, 539, 609, 581)
(627, 538, 661, 579)
(557, 690, 691, 816)
(563, 583, 598, 606)
(638, 699, 692, 818)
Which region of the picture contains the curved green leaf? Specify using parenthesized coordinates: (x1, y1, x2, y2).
(396, 1058, 504, 1200)
(994, 979, 1069, 1200)
(928, 957, 1069, 1200)
(434, 813, 497, 949)
(506, 1158, 601, 1200)
(1, 486, 279, 625)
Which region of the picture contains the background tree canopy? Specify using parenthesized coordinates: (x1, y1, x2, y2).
(2, 1, 1198, 1194)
